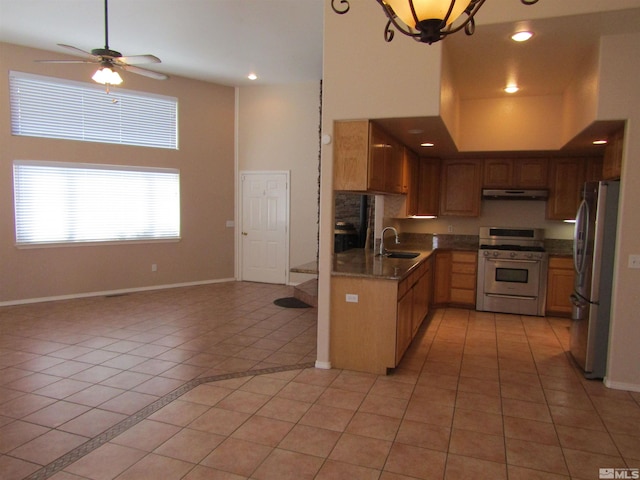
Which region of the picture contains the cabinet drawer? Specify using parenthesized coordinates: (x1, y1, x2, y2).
(450, 288, 476, 305)
(451, 274, 476, 290)
(451, 262, 476, 275)
(451, 251, 477, 264)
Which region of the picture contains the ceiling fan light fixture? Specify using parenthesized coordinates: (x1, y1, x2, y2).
(92, 66, 123, 85)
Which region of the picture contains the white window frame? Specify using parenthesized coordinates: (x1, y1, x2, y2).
(13, 160, 181, 247)
(9, 71, 178, 149)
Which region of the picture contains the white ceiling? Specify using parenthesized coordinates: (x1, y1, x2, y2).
(0, 0, 324, 86)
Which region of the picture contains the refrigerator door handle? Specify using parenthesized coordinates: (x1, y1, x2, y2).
(573, 199, 589, 274)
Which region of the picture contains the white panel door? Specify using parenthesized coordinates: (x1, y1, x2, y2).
(240, 172, 289, 284)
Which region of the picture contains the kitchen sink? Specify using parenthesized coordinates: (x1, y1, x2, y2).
(384, 251, 420, 259)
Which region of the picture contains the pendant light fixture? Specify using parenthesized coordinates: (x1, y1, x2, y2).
(331, 0, 539, 44)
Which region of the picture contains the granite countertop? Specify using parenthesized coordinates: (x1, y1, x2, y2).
(332, 248, 433, 280)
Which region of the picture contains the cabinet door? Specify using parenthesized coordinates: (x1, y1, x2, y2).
(547, 157, 585, 221)
(483, 159, 513, 188)
(368, 124, 388, 192)
(585, 156, 603, 182)
(416, 158, 441, 216)
(396, 289, 413, 364)
(546, 257, 575, 316)
(405, 149, 419, 216)
(603, 127, 624, 180)
(440, 159, 482, 216)
(384, 137, 404, 194)
(333, 120, 370, 191)
(411, 271, 429, 335)
(433, 251, 452, 305)
(515, 158, 548, 188)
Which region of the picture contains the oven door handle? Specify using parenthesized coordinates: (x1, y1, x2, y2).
(485, 293, 537, 300)
(485, 258, 539, 264)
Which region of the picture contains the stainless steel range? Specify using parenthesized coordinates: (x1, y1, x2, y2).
(476, 227, 548, 316)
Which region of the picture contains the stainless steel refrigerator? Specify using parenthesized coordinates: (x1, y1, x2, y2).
(570, 180, 620, 379)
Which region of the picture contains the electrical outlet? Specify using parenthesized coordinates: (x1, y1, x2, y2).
(447, 225, 454, 233)
(151, 264, 158, 272)
(346, 294, 359, 303)
(629, 255, 640, 269)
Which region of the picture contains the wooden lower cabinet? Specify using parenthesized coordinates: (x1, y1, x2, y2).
(450, 251, 477, 306)
(433, 250, 477, 308)
(330, 257, 433, 374)
(433, 251, 452, 305)
(546, 256, 575, 317)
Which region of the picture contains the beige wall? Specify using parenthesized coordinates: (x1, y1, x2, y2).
(0, 43, 236, 304)
(457, 95, 565, 151)
(237, 83, 321, 285)
(596, 33, 640, 390)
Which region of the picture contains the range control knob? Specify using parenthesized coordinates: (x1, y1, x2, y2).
(510, 251, 517, 258)
(493, 251, 500, 257)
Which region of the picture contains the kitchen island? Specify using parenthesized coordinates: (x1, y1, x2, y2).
(331, 248, 434, 374)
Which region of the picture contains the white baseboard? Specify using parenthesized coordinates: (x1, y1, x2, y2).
(315, 360, 332, 370)
(0, 277, 237, 307)
(603, 377, 640, 393)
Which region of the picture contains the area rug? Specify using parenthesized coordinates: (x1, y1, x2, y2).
(274, 297, 311, 308)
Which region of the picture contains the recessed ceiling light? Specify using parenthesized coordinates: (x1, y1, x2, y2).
(408, 128, 424, 134)
(421, 142, 434, 147)
(593, 139, 608, 145)
(504, 84, 519, 94)
(511, 31, 534, 42)
(247, 73, 258, 80)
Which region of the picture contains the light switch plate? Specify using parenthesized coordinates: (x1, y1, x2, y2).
(629, 254, 640, 269)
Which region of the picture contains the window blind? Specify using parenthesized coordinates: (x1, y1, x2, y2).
(13, 161, 180, 246)
(9, 71, 178, 149)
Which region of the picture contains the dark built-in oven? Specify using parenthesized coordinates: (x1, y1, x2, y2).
(476, 227, 548, 316)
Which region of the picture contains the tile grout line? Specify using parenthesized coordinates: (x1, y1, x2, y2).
(23, 361, 315, 480)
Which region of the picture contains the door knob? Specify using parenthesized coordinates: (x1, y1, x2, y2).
(242, 232, 248, 236)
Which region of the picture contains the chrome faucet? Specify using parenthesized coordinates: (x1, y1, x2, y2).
(379, 226, 399, 256)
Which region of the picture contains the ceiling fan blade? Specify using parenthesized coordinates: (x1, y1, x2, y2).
(57, 43, 99, 60)
(120, 64, 169, 80)
(116, 54, 161, 65)
(34, 59, 95, 64)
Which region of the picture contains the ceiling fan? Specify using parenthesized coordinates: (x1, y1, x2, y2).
(36, 0, 168, 84)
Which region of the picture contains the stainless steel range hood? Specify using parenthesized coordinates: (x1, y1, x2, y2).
(482, 189, 549, 200)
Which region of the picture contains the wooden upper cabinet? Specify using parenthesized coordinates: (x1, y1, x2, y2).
(404, 148, 419, 216)
(547, 157, 586, 221)
(603, 127, 624, 180)
(515, 158, 548, 188)
(440, 159, 482, 216)
(483, 159, 514, 188)
(416, 158, 441, 217)
(368, 124, 388, 192)
(333, 120, 369, 191)
(333, 120, 404, 194)
(483, 158, 548, 189)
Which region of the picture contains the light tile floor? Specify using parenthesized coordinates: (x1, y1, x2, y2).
(0, 281, 638, 480)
